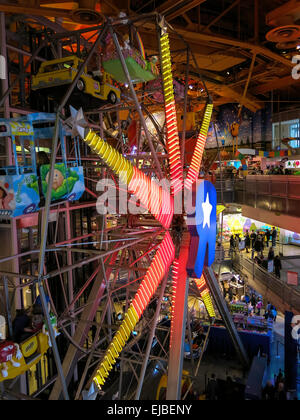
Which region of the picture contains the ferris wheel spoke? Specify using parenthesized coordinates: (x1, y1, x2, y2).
(160, 31, 184, 195)
(169, 232, 190, 350)
(66, 108, 174, 229)
(185, 101, 214, 191)
(92, 231, 175, 390)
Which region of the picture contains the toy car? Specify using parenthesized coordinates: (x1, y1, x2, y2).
(31, 55, 121, 105)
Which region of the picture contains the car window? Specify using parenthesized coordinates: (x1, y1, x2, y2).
(41, 61, 74, 73)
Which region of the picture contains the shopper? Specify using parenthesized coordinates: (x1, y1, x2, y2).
(266, 229, 271, 247)
(256, 299, 263, 316)
(271, 306, 277, 322)
(274, 255, 282, 278)
(251, 294, 257, 308)
(255, 235, 263, 256)
(235, 234, 241, 252)
(275, 382, 286, 400)
(12, 309, 31, 343)
(250, 230, 257, 249)
(206, 373, 218, 400)
(275, 369, 284, 388)
(271, 227, 277, 248)
(244, 230, 250, 253)
(230, 235, 235, 253)
(262, 380, 275, 400)
(268, 247, 275, 261)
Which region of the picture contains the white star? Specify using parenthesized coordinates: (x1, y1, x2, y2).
(64, 106, 88, 139)
(202, 193, 212, 228)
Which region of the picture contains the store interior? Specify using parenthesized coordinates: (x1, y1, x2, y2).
(0, 0, 300, 402)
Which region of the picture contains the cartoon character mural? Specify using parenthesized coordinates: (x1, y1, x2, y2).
(28, 163, 82, 201)
(0, 114, 85, 218)
(0, 182, 14, 210)
(0, 316, 22, 379)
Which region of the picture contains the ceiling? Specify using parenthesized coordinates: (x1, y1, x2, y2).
(1, 0, 299, 112)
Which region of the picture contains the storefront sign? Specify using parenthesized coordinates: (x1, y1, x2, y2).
(285, 160, 300, 169)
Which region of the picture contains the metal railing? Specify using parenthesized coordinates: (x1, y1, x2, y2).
(233, 252, 300, 313)
(234, 175, 300, 218)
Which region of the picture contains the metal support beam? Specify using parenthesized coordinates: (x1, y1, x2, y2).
(202, 0, 241, 32)
(49, 251, 118, 400)
(3, 277, 13, 338)
(166, 234, 190, 400)
(204, 267, 249, 368)
(167, 0, 207, 21)
(36, 114, 70, 401)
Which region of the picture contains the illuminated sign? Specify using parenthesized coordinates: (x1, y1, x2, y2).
(187, 180, 217, 278)
(285, 160, 300, 169)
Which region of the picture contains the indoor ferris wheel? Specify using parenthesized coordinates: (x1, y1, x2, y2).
(0, 12, 248, 401)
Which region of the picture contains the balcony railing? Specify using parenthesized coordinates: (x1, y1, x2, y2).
(234, 175, 300, 218)
(233, 253, 300, 313)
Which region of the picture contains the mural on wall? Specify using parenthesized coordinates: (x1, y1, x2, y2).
(0, 181, 14, 211)
(206, 104, 272, 149)
(28, 164, 83, 202)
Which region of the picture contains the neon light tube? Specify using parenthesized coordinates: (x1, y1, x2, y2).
(83, 130, 173, 229)
(194, 275, 216, 318)
(185, 103, 213, 191)
(93, 232, 175, 389)
(160, 33, 183, 196)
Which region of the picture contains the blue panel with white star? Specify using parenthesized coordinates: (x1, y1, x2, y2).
(186, 180, 217, 278)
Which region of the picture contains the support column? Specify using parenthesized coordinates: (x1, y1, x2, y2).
(166, 234, 190, 400)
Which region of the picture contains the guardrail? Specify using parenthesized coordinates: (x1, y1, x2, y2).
(234, 175, 300, 218)
(215, 178, 235, 204)
(233, 253, 300, 313)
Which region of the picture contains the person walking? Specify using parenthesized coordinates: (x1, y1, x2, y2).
(274, 255, 282, 278)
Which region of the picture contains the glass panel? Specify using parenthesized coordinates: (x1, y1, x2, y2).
(41, 61, 74, 73)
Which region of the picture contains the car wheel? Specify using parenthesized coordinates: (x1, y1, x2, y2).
(108, 91, 117, 104)
(76, 79, 85, 92)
